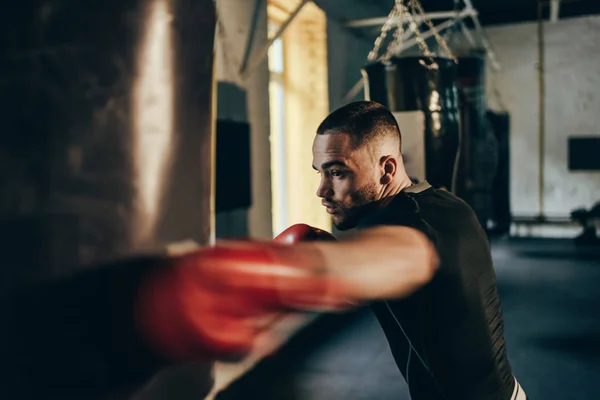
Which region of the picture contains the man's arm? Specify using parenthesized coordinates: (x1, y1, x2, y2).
(0, 226, 437, 397)
(308, 225, 439, 302)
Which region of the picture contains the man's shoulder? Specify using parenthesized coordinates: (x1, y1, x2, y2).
(357, 185, 477, 231)
(417, 187, 475, 214)
(419, 188, 480, 222)
(357, 190, 426, 230)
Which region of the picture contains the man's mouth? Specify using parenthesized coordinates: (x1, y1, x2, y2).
(322, 202, 337, 214)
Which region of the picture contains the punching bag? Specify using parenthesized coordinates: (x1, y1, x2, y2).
(487, 110, 512, 235)
(362, 57, 461, 191)
(455, 50, 498, 228)
(0, 0, 216, 398)
(0, 0, 215, 290)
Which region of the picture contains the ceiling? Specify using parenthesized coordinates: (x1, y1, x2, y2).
(313, 0, 600, 33)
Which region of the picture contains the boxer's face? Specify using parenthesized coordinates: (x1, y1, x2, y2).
(312, 133, 381, 230)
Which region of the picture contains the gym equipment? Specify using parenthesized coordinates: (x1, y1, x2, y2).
(362, 57, 461, 191)
(0, 0, 216, 398)
(0, 0, 216, 286)
(571, 202, 600, 245)
(454, 50, 499, 228)
(273, 223, 337, 244)
(216, 120, 252, 213)
(136, 240, 347, 363)
(487, 111, 512, 236)
(366, 0, 457, 68)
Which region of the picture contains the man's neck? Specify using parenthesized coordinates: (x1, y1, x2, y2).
(385, 174, 414, 197)
(376, 174, 414, 208)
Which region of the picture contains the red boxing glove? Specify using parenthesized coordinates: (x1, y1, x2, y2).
(273, 223, 337, 244)
(135, 241, 348, 363)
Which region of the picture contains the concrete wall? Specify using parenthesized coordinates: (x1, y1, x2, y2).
(485, 15, 600, 217)
(215, 0, 273, 240)
(326, 20, 373, 112)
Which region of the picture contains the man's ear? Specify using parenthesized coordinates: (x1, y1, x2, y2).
(380, 155, 397, 185)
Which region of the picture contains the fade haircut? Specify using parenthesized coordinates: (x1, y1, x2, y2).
(316, 101, 402, 153)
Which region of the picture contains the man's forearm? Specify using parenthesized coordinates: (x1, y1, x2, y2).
(0, 228, 436, 397)
(308, 226, 439, 302)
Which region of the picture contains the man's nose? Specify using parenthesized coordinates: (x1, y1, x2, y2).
(316, 178, 333, 199)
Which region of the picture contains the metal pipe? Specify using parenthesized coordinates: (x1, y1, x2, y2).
(239, 0, 264, 75)
(459, 20, 476, 47)
(550, 0, 561, 23)
(345, 10, 473, 28)
(537, 0, 546, 217)
(239, 0, 311, 80)
(343, 78, 366, 104)
(462, 0, 501, 71)
(400, 16, 464, 53)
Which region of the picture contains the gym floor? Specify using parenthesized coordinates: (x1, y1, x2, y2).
(217, 238, 600, 400)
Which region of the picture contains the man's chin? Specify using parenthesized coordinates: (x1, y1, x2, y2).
(332, 218, 357, 231)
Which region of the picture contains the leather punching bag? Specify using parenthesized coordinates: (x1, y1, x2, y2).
(455, 50, 498, 228)
(362, 57, 461, 191)
(0, 0, 216, 398)
(0, 0, 215, 289)
(487, 110, 512, 235)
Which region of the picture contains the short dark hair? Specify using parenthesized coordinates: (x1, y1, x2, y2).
(316, 101, 402, 151)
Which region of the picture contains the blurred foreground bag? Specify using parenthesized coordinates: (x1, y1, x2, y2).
(0, 0, 216, 398)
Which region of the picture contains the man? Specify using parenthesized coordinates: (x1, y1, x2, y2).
(311, 101, 526, 400)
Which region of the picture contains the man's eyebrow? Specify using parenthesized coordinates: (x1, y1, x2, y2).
(312, 160, 348, 171)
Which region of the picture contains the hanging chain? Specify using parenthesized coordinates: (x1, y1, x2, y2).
(384, 4, 406, 60)
(367, 0, 457, 69)
(404, 3, 438, 69)
(367, 4, 402, 61)
(408, 0, 457, 64)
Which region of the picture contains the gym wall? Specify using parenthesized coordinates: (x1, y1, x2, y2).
(326, 19, 373, 112)
(484, 15, 600, 218)
(215, 0, 273, 240)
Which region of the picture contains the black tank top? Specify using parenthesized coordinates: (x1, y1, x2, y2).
(357, 182, 514, 400)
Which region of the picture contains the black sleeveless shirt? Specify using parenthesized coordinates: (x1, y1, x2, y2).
(357, 182, 514, 400)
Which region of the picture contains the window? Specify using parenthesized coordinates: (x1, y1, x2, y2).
(268, 0, 331, 237)
(268, 26, 288, 236)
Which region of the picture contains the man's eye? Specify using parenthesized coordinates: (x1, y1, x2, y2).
(330, 170, 344, 178)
